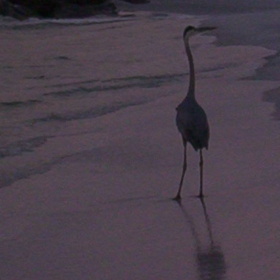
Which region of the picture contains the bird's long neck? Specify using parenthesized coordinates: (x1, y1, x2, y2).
(185, 38, 195, 99)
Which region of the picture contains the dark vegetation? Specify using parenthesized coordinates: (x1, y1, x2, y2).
(0, 0, 129, 19)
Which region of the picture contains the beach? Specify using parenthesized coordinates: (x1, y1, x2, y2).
(1, 3, 280, 280)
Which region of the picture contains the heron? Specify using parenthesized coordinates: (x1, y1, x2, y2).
(174, 26, 216, 200)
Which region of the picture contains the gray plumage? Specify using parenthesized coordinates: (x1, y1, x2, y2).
(174, 26, 215, 200)
(176, 97, 209, 151)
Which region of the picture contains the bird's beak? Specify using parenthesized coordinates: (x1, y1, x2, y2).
(197, 27, 217, 33)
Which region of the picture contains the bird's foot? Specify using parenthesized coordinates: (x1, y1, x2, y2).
(172, 194, 182, 202)
(197, 193, 204, 199)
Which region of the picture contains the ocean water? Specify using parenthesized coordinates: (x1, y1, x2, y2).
(119, 0, 280, 78)
(118, 0, 280, 14)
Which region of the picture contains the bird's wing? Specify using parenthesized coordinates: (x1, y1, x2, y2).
(176, 108, 193, 136)
(176, 104, 209, 150)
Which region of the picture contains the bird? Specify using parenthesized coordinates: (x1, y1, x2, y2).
(173, 26, 216, 200)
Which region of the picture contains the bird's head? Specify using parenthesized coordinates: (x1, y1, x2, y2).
(183, 26, 216, 40)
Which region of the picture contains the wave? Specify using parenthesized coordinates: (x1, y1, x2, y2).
(0, 11, 197, 30)
(0, 136, 49, 159)
(0, 14, 131, 30)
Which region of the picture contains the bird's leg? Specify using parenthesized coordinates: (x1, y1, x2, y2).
(198, 149, 204, 198)
(174, 140, 187, 200)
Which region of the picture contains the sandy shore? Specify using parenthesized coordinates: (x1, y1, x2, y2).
(1, 11, 280, 279)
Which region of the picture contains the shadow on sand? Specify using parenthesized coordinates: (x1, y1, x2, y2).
(174, 198, 227, 280)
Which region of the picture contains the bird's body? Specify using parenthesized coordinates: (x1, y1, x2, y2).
(176, 96, 209, 151)
(174, 26, 215, 200)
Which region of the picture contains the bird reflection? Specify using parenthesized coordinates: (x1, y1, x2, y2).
(175, 199, 227, 280)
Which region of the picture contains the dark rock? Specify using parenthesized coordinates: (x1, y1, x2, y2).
(1, 0, 117, 19)
(121, 0, 150, 3)
(9, 0, 60, 17)
(55, 1, 117, 18)
(0, 0, 29, 19)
